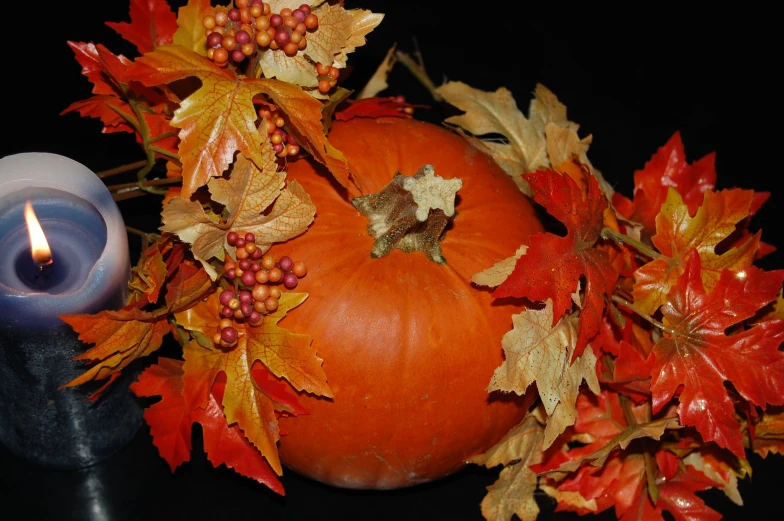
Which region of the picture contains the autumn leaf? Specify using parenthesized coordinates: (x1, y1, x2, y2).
(752, 406, 784, 458)
(172, 0, 213, 56)
(127, 243, 168, 306)
(612, 132, 717, 234)
(633, 188, 761, 314)
(125, 45, 352, 196)
(175, 290, 330, 474)
(471, 245, 527, 288)
(489, 300, 600, 448)
(495, 169, 620, 357)
(436, 82, 610, 197)
(161, 152, 315, 279)
(107, 0, 177, 55)
(131, 358, 284, 493)
(650, 252, 784, 458)
(257, 3, 383, 93)
(335, 96, 424, 122)
(61, 263, 212, 387)
(683, 451, 744, 506)
(470, 414, 544, 521)
(357, 44, 397, 99)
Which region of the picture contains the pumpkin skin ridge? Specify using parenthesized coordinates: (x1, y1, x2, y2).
(276, 117, 542, 489)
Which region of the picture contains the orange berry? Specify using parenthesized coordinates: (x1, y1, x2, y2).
(253, 300, 266, 313)
(268, 267, 283, 283)
(280, 8, 292, 16)
(241, 9, 252, 24)
(255, 269, 270, 284)
(222, 35, 236, 51)
(261, 254, 276, 270)
(318, 80, 331, 93)
(213, 47, 229, 63)
(275, 117, 285, 127)
(265, 119, 277, 134)
(242, 43, 255, 56)
(207, 48, 216, 60)
(215, 11, 229, 26)
(203, 15, 217, 29)
(255, 15, 270, 30)
(252, 284, 270, 301)
(328, 67, 340, 80)
(220, 318, 233, 330)
(213, 333, 223, 345)
(245, 242, 258, 254)
(286, 143, 300, 156)
(298, 38, 307, 50)
(304, 13, 318, 30)
(262, 2, 271, 15)
(236, 247, 249, 259)
(228, 298, 240, 310)
(234, 309, 245, 320)
(269, 286, 282, 299)
(264, 297, 279, 312)
(270, 133, 283, 145)
(250, 5, 263, 17)
(292, 261, 307, 277)
(284, 16, 298, 29)
(236, 0, 249, 7)
(290, 32, 303, 44)
(295, 22, 307, 35)
(284, 42, 299, 55)
(234, 267, 244, 278)
(269, 40, 279, 50)
(315, 62, 329, 76)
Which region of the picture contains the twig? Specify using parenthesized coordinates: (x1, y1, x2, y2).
(395, 51, 443, 102)
(601, 227, 662, 260)
(97, 160, 148, 179)
(107, 177, 182, 192)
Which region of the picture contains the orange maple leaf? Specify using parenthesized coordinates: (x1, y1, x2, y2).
(106, 0, 177, 55)
(633, 188, 760, 314)
(174, 289, 331, 474)
(124, 45, 352, 198)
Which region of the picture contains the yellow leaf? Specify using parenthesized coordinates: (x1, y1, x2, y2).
(161, 151, 313, 278)
(489, 300, 600, 449)
(358, 44, 397, 99)
(173, 0, 213, 56)
(472, 245, 527, 288)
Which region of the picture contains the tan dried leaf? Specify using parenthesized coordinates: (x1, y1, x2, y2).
(173, 0, 213, 56)
(475, 415, 544, 521)
(358, 44, 397, 99)
(160, 149, 314, 278)
(471, 245, 527, 288)
(489, 300, 600, 449)
(683, 452, 744, 506)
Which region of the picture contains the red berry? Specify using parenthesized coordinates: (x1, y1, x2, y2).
(270, 14, 283, 27)
(219, 290, 235, 306)
(283, 272, 298, 289)
(227, 231, 239, 246)
(239, 258, 252, 270)
(245, 232, 255, 242)
(275, 29, 291, 46)
(279, 256, 294, 272)
(239, 290, 253, 304)
(231, 49, 245, 62)
(241, 302, 253, 317)
(299, 4, 311, 15)
(251, 248, 263, 260)
(221, 326, 238, 343)
(272, 143, 284, 153)
(236, 238, 247, 248)
(235, 30, 251, 45)
(221, 306, 234, 318)
(292, 9, 306, 22)
(249, 262, 260, 272)
(249, 311, 262, 324)
(241, 270, 257, 287)
(207, 32, 223, 48)
(226, 268, 237, 279)
(228, 8, 241, 21)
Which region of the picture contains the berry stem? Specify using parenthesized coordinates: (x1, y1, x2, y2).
(96, 160, 149, 179)
(600, 227, 662, 260)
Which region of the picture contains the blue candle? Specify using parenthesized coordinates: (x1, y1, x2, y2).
(0, 152, 142, 469)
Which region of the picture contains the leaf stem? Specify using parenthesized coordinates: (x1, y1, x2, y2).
(611, 294, 677, 336)
(601, 227, 661, 260)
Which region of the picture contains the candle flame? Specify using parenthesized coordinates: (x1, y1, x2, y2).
(24, 201, 53, 266)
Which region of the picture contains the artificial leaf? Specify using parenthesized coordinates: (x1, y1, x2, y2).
(488, 300, 600, 448)
(126, 46, 352, 196)
(62, 96, 136, 134)
(612, 132, 716, 234)
(131, 357, 193, 471)
(472, 414, 544, 521)
(161, 152, 314, 279)
(176, 290, 330, 474)
(172, 0, 213, 56)
(257, 3, 382, 92)
(471, 245, 527, 288)
(633, 188, 760, 314)
(436, 83, 607, 197)
(752, 406, 784, 458)
(132, 358, 284, 493)
(683, 451, 744, 506)
(335, 96, 424, 122)
(495, 168, 620, 357)
(107, 0, 178, 55)
(650, 252, 784, 458)
(127, 245, 168, 306)
(357, 44, 397, 99)
(65, 41, 131, 96)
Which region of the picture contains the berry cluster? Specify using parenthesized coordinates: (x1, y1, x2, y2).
(213, 231, 307, 348)
(315, 62, 341, 94)
(202, 1, 319, 67)
(258, 103, 300, 158)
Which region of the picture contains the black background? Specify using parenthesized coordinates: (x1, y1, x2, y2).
(1, 1, 782, 520)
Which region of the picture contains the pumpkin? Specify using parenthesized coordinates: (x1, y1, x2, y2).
(276, 117, 542, 489)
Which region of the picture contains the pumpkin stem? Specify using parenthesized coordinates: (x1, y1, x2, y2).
(351, 164, 462, 264)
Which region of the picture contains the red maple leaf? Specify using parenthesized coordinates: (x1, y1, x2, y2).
(495, 168, 619, 357)
(106, 0, 178, 55)
(651, 251, 784, 458)
(335, 96, 426, 121)
(612, 132, 716, 233)
(131, 357, 287, 494)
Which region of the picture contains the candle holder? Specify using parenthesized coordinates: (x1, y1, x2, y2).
(0, 152, 142, 469)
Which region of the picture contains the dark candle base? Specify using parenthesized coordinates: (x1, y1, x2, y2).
(0, 323, 143, 469)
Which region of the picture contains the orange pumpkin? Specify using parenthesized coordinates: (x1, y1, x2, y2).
(277, 117, 542, 489)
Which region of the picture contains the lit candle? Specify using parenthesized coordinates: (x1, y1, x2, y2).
(0, 152, 142, 469)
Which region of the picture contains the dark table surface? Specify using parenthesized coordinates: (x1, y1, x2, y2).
(2, 2, 782, 520)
